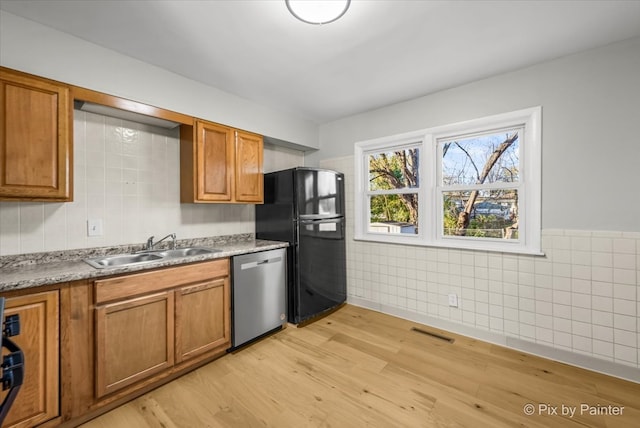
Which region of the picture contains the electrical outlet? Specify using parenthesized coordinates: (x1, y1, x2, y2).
(87, 219, 103, 236)
(448, 293, 459, 308)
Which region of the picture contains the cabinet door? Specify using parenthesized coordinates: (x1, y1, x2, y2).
(0, 68, 72, 201)
(95, 291, 174, 398)
(175, 277, 230, 363)
(196, 121, 234, 201)
(0, 291, 59, 428)
(234, 130, 263, 203)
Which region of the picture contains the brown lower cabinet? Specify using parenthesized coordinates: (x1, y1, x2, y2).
(0, 290, 59, 428)
(0, 259, 230, 427)
(95, 290, 175, 398)
(175, 278, 229, 363)
(51, 259, 230, 426)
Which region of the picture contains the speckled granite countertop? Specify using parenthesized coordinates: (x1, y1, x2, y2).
(0, 234, 288, 292)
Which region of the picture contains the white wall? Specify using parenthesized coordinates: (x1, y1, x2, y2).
(0, 112, 304, 256)
(263, 143, 305, 173)
(0, 10, 318, 150)
(311, 36, 640, 233)
(316, 37, 640, 381)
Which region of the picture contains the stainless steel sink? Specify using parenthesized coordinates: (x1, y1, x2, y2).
(84, 253, 163, 269)
(157, 247, 221, 258)
(84, 247, 221, 269)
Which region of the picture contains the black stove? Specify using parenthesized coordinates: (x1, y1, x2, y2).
(0, 297, 24, 425)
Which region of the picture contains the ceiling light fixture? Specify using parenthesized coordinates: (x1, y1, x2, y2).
(285, 0, 351, 25)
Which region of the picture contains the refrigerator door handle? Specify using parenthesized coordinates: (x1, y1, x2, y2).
(300, 217, 343, 224)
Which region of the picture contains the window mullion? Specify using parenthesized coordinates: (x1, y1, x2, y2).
(367, 188, 419, 196)
(439, 182, 520, 192)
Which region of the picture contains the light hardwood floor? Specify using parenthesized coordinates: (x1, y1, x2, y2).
(80, 304, 639, 428)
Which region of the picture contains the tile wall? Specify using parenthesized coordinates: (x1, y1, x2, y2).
(321, 155, 639, 374)
(0, 111, 303, 256)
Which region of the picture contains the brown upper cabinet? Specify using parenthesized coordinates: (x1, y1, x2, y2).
(180, 119, 263, 203)
(0, 67, 72, 201)
(235, 129, 264, 203)
(0, 67, 266, 204)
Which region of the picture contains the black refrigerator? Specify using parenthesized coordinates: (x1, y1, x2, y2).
(255, 167, 346, 324)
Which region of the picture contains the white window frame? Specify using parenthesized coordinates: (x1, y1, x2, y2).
(355, 133, 427, 246)
(354, 106, 542, 255)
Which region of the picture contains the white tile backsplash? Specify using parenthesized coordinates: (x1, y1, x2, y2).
(321, 154, 640, 372)
(0, 111, 304, 255)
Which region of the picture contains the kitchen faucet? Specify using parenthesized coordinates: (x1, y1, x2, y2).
(145, 233, 176, 250)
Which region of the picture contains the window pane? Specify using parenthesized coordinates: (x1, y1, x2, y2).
(368, 148, 419, 191)
(369, 194, 418, 234)
(442, 189, 518, 239)
(441, 131, 519, 186)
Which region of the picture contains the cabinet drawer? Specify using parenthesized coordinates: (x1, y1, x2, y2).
(94, 259, 229, 304)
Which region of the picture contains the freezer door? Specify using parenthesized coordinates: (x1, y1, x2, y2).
(296, 169, 344, 218)
(295, 217, 347, 323)
(255, 169, 296, 243)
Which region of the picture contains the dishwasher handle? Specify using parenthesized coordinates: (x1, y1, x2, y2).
(240, 256, 283, 270)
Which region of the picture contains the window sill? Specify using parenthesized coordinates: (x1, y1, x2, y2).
(353, 234, 545, 256)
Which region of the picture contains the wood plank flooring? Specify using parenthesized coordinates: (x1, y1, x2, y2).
(80, 304, 640, 428)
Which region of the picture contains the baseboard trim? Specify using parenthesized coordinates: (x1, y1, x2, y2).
(347, 296, 639, 384)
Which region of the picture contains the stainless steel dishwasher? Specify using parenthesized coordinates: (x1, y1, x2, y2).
(231, 248, 287, 349)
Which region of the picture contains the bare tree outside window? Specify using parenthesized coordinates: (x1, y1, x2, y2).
(368, 147, 419, 234)
(440, 130, 520, 239)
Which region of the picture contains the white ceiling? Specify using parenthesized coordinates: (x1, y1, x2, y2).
(2, 0, 640, 124)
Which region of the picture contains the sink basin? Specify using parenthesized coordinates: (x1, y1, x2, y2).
(84, 246, 221, 269)
(84, 253, 163, 269)
(157, 247, 221, 258)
